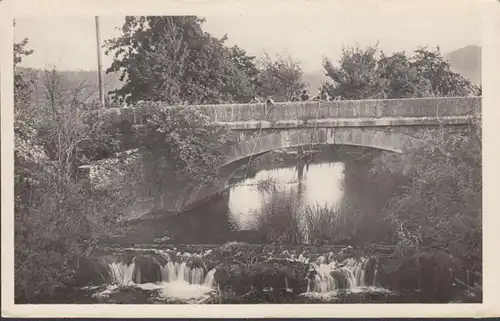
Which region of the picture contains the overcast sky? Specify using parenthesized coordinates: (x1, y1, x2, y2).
(14, 0, 481, 72)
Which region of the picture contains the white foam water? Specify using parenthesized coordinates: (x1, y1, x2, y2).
(307, 256, 379, 293)
(103, 255, 217, 303)
(108, 260, 136, 285)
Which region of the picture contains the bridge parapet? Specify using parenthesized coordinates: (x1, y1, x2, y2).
(96, 96, 481, 126)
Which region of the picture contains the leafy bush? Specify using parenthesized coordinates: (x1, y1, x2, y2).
(369, 126, 482, 300)
(135, 102, 232, 186)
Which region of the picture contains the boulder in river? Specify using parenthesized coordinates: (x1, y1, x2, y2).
(214, 258, 314, 299)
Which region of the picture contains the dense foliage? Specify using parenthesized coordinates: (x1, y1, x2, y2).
(105, 16, 306, 104)
(132, 102, 233, 208)
(14, 41, 135, 300)
(255, 53, 307, 102)
(368, 126, 482, 297)
(322, 45, 481, 100)
(13, 38, 34, 112)
(105, 16, 251, 104)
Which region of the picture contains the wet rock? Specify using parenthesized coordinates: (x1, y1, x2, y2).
(185, 256, 205, 270)
(295, 288, 401, 303)
(133, 255, 164, 283)
(93, 285, 159, 304)
(378, 250, 457, 302)
(214, 259, 313, 298)
(72, 257, 111, 286)
(329, 269, 351, 289)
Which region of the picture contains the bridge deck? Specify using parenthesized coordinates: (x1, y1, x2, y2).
(98, 96, 481, 126)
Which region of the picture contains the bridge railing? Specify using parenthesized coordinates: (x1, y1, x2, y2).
(93, 96, 481, 126)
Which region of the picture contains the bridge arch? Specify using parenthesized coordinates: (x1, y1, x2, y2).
(222, 127, 423, 167)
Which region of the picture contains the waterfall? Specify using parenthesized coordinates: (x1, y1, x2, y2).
(99, 254, 218, 303)
(161, 262, 208, 285)
(308, 257, 377, 293)
(162, 262, 178, 283)
(203, 268, 217, 288)
(344, 257, 369, 287)
(108, 260, 136, 285)
(106, 254, 217, 289)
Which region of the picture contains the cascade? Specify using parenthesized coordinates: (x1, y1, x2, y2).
(109, 260, 136, 285)
(203, 268, 217, 288)
(161, 261, 206, 285)
(307, 256, 378, 293)
(96, 252, 219, 303)
(102, 249, 380, 299)
(106, 253, 217, 289)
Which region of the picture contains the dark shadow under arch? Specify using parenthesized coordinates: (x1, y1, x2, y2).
(222, 128, 422, 167)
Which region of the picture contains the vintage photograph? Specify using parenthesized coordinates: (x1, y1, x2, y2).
(12, 0, 483, 306)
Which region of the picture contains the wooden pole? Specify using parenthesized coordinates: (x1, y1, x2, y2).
(95, 16, 105, 108)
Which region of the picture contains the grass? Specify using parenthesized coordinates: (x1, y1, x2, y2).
(253, 190, 360, 245)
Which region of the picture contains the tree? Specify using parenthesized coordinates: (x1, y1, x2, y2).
(105, 16, 258, 105)
(227, 45, 260, 102)
(256, 52, 306, 102)
(322, 45, 480, 100)
(322, 45, 386, 100)
(35, 68, 121, 167)
(411, 47, 479, 97)
(14, 37, 35, 126)
(14, 36, 39, 224)
(377, 51, 432, 98)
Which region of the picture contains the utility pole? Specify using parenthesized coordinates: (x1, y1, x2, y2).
(95, 16, 105, 108)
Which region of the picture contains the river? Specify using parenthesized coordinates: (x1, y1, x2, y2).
(43, 146, 422, 304)
(27, 146, 480, 304)
(119, 145, 389, 245)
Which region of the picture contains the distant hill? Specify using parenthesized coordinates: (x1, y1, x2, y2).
(17, 67, 123, 106)
(444, 45, 482, 86)
(302, 70, 330, 94)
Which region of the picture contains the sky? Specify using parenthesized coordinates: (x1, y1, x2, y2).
(13, 0, 482, 72)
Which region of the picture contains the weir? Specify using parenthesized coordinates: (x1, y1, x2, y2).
(94, 250, 380, 296)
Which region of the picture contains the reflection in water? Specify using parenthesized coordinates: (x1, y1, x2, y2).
(228, 162, 345, 230)
(126, 151, 376, 245)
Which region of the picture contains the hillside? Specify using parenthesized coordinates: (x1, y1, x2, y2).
(302, 70, 330, 93)
(444, 45, 482, 86)
(17, 67, 123, 106)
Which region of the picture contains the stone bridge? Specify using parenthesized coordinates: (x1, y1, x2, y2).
(97, 96, 481, 219)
